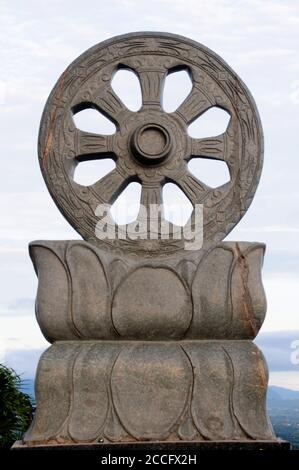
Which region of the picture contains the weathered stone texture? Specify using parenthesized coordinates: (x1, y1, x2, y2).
(24, 341, 274, 445)
(30, 240, 266, 341)
(19, 32, 280, 448)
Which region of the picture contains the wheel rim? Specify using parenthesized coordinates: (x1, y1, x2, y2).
(39, 32, 263, 255)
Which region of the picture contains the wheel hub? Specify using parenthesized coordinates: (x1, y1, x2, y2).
(131, 123, 172, 166)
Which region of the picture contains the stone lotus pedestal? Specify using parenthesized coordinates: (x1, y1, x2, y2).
(21, 240, 275, 446)
(15, 32, 288, 450)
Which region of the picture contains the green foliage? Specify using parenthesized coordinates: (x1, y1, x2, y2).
(0, 364, 34, 448)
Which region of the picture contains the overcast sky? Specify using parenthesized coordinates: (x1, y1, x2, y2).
(0, 0, 298, 383)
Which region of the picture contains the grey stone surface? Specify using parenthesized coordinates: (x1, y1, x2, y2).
(18, 32, 280, 448)
(23, 341, 274, 445)
(38, 31, 263, 255)
(29, 240, 266, 341)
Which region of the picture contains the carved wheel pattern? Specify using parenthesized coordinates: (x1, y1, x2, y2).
(39, 32, 263, 255)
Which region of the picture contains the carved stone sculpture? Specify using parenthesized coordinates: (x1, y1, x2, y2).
(17, 32, 283, 448)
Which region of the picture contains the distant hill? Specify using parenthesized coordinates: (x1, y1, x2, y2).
(267, 387, 299, 449)
(268, 385, 299, 405)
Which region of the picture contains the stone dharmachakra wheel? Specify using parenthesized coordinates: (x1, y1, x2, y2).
(38, 32, 263, 255)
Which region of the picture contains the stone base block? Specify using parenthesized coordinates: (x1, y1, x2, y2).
(23, 340, 275, 446)
(30, 240, 267, 341)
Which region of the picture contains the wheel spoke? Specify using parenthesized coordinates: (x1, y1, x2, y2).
(138, 69, 166, 108)
(175, 85, 213, 124)
(89, 166, 129, 204)
(176, 171, 210, 204)
(74, 130, 113, 160)
(190, 134, 226, 161)
(140, 182, 163, 207)
(93, 84, 129, 124)
(138, 182, 164, 221)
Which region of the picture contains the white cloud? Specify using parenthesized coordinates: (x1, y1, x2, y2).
(261, 278, 299, 332)
(290, 80, 299, 104)
(0, 191, 78, 243)
(0, 314, 49, 364)
(269, 372, 299, 392)
(237, 226, 299, 234)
